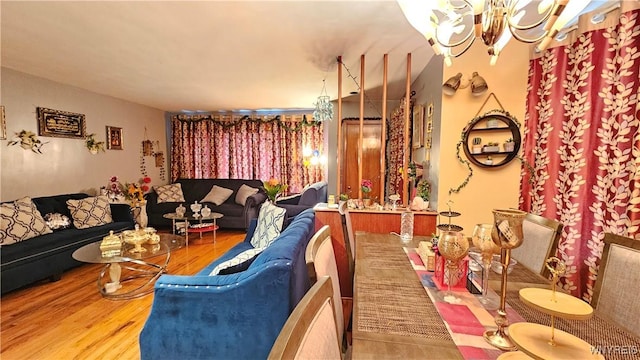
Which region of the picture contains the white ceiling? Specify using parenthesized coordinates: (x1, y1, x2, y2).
(1, 1, 611, 113)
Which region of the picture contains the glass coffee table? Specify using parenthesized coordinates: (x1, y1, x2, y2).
(163, 212, 223, 245)
(72, 233, 184, 300)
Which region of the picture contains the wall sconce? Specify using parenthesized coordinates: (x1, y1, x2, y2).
(303, 146, 325, 167)
(442, 72, 488, 97)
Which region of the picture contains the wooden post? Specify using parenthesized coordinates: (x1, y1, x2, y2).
(380, 54, 388, 204)
(403, 53, 411, 207)
(358, 55, 366, 200)
(337, 56, 343, 196)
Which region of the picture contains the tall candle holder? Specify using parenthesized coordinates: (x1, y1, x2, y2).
(483, 208, 526, 351)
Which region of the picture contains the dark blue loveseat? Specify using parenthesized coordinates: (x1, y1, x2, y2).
(1, 193, 135, 294)
(139, 208, 316, 360)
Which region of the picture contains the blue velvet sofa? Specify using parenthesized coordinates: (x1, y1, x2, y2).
(276, 181, 327, 222)
(139, 208, 316, 360)
(1, 193, 135, 295)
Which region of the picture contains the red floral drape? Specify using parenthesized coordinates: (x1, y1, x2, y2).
(171, 114, 324, 194)
(520, 6, 640, 301)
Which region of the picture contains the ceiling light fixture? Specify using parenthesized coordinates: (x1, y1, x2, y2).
(442, 72, 488, 96)
(397, 0, 590, 65)
(313, 79, 334, 122)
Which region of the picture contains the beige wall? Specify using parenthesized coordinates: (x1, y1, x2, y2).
(437, 40, 530, 234)
(1, 68, 167, 202)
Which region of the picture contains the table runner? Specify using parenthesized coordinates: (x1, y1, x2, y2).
(405, 247, 525, 360)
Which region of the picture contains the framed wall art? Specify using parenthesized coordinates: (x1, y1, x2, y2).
(106, 126, 123, 150)
(0, 106, 6, 140)
(412, 104, 424, 149)
(37, 107, 86, 139)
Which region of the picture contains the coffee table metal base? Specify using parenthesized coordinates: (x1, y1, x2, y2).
(98, 253, 171, 300)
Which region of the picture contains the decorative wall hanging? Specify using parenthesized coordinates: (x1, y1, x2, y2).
(155, 151, 164, 168)
(425, 103, 434, 151)
(142, 140, 154, 156)
(37, 107, 86, 139)
(106, 126, 123, 150)
(0, 106, 6, 140)
(8, 130, 47, 153)
(85, 133, 105, 154)
(412, 104, 424, 149)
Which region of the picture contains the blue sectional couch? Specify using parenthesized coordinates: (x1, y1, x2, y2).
(139, 208, 316, 360)
(1, 193, 135, 295)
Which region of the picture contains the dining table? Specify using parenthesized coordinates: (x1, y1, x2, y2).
(351, 232, 640, 360)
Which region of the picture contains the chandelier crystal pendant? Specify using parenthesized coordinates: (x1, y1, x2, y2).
(398, 0, 588, 65)
(313, 79, 334, 122)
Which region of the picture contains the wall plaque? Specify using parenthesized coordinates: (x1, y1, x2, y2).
(37, 107, 86, 139)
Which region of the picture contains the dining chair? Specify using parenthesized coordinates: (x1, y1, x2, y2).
(306, 225, 349, 351)
(338, 200, 355, 284)
(510, 212, 563, 278)
(591, 233, 640, 338)
(268, 276, 343, 360)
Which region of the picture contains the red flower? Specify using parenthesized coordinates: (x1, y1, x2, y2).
(142, 177, 152, 183)
(141, 185, 150, 192)
(110, 176, 118, 182)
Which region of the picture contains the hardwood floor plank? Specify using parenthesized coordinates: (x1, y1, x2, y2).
(1, 230, 245, 360)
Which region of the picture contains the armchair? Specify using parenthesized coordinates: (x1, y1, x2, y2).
(277, 181, 327, 220)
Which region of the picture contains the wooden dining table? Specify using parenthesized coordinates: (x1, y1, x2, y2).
(351, 232, 640, 360)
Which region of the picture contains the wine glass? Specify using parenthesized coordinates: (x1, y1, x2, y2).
(471, 223, 500, 309)
(438, 230, 469, 303)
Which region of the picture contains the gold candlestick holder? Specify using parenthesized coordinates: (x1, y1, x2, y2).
(483, 209, 526, 351)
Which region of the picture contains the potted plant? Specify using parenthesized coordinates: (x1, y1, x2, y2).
(411, 179, 430, 211)
(8, 130, 46, 153)
(472, 137, 482, 154)
(482, 142, 500, 153)
(503, 138, 515, 152)
(85, 133, 106, 154)
(360, 179, 372, 207)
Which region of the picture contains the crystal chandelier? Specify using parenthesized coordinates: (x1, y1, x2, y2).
(313, 79, 334, 122)
(398, 0, 589, 65)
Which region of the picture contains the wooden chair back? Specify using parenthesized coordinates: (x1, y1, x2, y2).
(305, 225, 344, 344)
(268, 276, 343, 360)
(338, 201, 355, 283)
(591, 233, 640, 338)
(510, 212, 563, 278)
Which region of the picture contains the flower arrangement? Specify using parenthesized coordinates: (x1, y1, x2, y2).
(8, 130, 47, 153)
(262, 178, 287, 202)
(103, 176, 152, 207)
(360, 179, 372, 198)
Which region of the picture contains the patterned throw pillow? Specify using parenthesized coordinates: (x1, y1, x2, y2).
(0, 197, 53, 246)
(235, 184, 259, 206)
(250, 202, 286, 249)
(155, 183, 186, 203)
(201, 185, 233, 206)
(66, 196, 113, 229)
(44, 213, 71, 230)
(209, 248, 263, 276)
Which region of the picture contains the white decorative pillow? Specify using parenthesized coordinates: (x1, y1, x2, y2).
(250, 202, 286, 248)
(155, 183, 186, 203)
(201, 185, 233, 206)
(0, 197, 52, 246)
(66, 196, 113, 229)
(235, 184, 259, 206)
(209, 248, 263, 276)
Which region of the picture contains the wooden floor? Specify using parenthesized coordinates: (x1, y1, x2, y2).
(0, 230, 246, 360)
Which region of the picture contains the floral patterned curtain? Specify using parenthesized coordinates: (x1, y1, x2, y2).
(386, 95, 412, 200)
(171, 114, 324, 194)
(520, 5, 640, 301)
